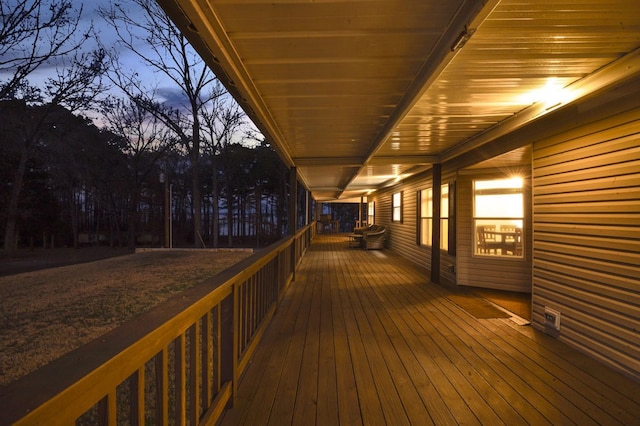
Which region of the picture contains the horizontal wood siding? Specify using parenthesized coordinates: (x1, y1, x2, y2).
(532, 108, 640, 381)
(455, 172, 533, 292)
(373, 172, 432, 271)
(373, 169, 465, 284)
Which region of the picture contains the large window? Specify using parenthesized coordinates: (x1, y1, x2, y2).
(392, 192, 402, 222)
(441, 184, 449, 250)
(418, 185, 449, 249)
(368, 201, 375, 225)
(473, 178, 524, 257)
(419, 188, 432, 246)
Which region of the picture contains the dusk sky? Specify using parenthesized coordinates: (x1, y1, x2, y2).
(2, 0, 198, 112)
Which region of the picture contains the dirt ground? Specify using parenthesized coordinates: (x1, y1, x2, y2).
(0, 248, 252, 386)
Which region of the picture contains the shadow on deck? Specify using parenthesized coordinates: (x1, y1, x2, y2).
(222, 234, 639, 425)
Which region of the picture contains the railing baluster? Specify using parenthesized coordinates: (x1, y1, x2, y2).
(175, 334, 186, 425)
(108, 390, 117, 426)
(156, 348, 169, 426)
(130, 367, 144, 425)
(251, 275, 257, 335)
(189, 322, 200, 425)
(216, 305, 222, 393)
(202, 312, 211, 409)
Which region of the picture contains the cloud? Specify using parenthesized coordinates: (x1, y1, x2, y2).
(156, 86, 190, 111)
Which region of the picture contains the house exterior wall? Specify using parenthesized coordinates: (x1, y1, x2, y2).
(532, 106, 640, 381)
(372, 173, 432, 272)
(369, 80, 639, 380)
(374, 163, 533, 292)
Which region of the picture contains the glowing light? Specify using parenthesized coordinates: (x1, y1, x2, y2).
(518, 78, 568, 109)
(475, 177, 523, 190)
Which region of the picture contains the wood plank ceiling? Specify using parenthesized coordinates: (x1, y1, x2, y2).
(157, 0, 640, 201)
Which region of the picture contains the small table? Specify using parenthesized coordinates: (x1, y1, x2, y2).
(347, 233, 363, 248)
(486, 230, 520, 255)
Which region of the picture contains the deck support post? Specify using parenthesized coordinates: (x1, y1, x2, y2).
(288, 167, 297, 236)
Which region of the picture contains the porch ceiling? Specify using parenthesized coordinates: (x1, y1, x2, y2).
(157, 0, 640, 201)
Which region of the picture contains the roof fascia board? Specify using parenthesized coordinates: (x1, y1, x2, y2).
(157, 0, 295, 168)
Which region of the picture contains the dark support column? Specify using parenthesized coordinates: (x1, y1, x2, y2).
(305, 189, 310, 226)
(431, 164, 442, 283)
(288, 167, 297, 236)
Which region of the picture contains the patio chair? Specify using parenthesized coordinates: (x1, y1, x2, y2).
(362, 225, 386, 250)
(476, 225, 501, 254)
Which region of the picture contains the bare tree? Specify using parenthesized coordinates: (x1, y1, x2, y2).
(100, 97, 175, 248)
(200, 83, 247, 247)
(100, 0, 218, 248)
(1, 0, 108, 251)
(0, 0, 88, 99)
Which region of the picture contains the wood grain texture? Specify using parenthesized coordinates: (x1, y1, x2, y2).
(221, 234, 640, 425)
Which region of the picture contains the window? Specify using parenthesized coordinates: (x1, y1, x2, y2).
(419, 188, 432, 246)
(418, 185, 449, 249)
(368, 201, 375, 225)
(473, 178, 524, 257)
(392, 192, 402, 222)
(440, 184, 449, 250)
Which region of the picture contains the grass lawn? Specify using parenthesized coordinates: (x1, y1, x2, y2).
(0, 248, 251, 386)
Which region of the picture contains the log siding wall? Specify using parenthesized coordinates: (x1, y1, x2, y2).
(532, 108, 640, 380)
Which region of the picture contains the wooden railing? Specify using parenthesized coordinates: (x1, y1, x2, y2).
(0, 223, 315, 425)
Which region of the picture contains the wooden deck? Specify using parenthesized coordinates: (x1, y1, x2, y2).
(221, 234, 640, 425)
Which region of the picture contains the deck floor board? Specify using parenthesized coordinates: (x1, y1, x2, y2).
(221, 234, 640, 425)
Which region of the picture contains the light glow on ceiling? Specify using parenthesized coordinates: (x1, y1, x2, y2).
(518, 78, 569, 109)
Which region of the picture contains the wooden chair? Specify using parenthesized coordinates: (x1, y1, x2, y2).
(319, 214, 334, 233)
(476, 225, 500, 254)
(362, 225, 386, 249)
(504, 228, 523, 256)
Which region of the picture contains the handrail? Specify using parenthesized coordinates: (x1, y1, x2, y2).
(0, 223, 315, 425)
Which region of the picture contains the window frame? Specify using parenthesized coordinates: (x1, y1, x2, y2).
(368, 201, 375, 225)
(392, 191, 403, 223)
(472, 178, 524, 259)
(440, 183, 449, 251)
(418, 188, 432, 246)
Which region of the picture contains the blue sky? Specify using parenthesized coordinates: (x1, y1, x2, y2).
(2, 0, 184, 109)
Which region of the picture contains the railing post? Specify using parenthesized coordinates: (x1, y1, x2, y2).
(220, 292, 235, 406)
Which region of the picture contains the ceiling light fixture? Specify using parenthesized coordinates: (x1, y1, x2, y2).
(451, 26, 475, 52)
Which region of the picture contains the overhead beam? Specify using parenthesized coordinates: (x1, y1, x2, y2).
(293, 157, 363, 167)
(343, 0, 501, 188)
(367, 155, 438, 165)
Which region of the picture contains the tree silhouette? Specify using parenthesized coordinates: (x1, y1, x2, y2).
(0, 0, 88, 99)
(100, 97, 175, 248)
(100, 0, 219, 248)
